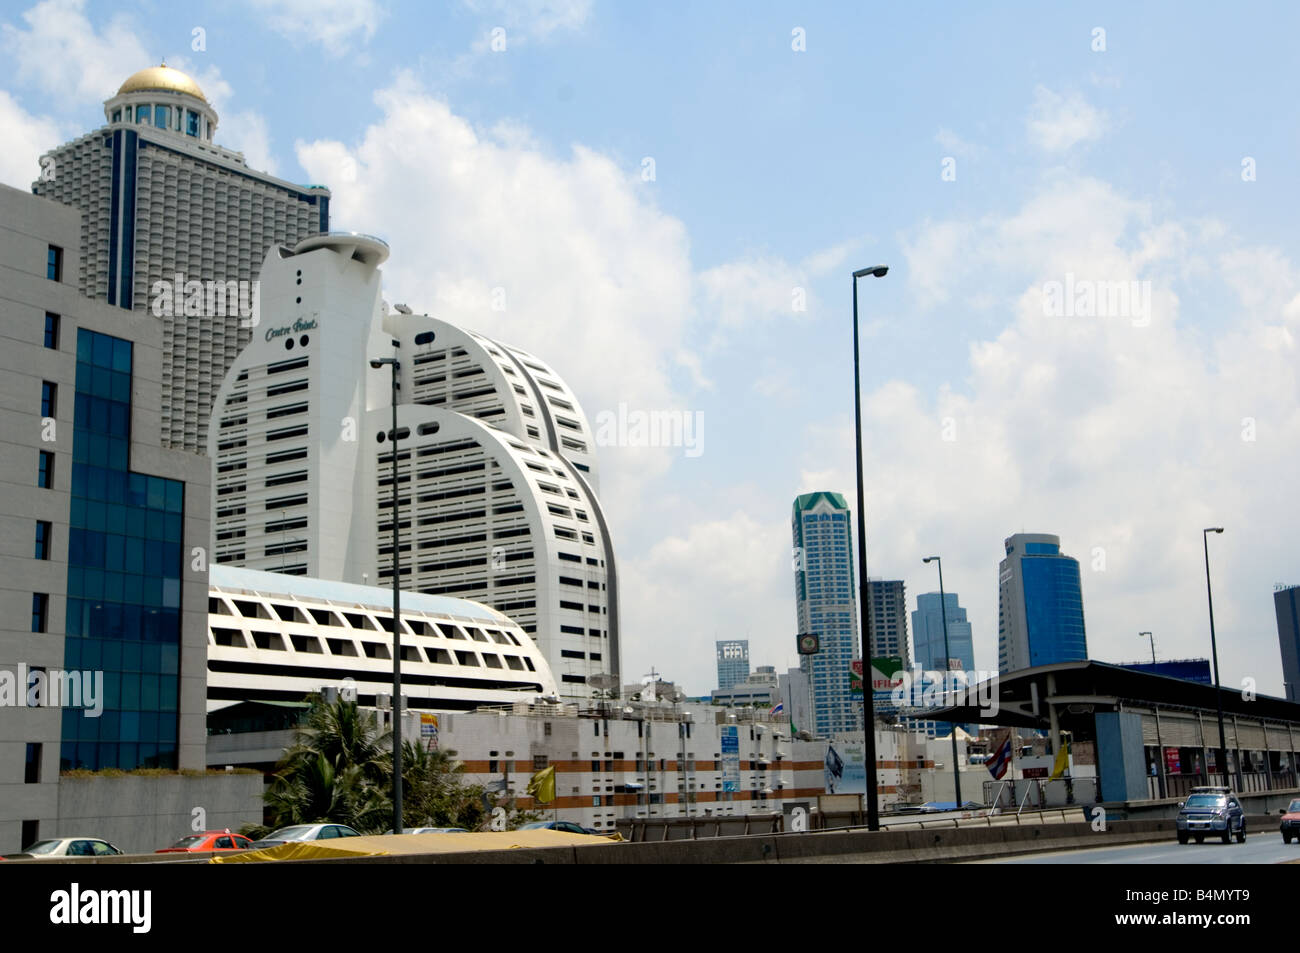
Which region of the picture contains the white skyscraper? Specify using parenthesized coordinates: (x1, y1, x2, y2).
(34, 64, 330, 453)
(207, 233, 619, 698)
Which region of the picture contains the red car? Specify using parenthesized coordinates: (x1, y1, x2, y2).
(156, 830, 254, 853)
(1281, 799, 1300, 843)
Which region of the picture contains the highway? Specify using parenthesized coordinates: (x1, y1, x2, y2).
(977, 834, 1300, 864)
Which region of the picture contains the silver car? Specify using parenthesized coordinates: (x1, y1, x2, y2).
(6, 837, 124, 859)
(248, 823, 361, 850)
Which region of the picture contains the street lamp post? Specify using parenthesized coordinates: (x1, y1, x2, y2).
(852, 264, 888, 831)
(922, 556, 963, 810)
(1202, 527, 1229, 789)
(1139, 631, 1155, 665)
(371, 355, 403, 833)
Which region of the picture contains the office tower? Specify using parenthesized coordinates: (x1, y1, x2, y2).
(912, 591, 974, 672)
(792, 491, 860, 736)
(715, 639, 750, 690)
(0, 185, 210, 812)
(1275, 585, 1300, 703)
(33, 64, 330, 453)
(206, 234, 618, 698)
(996, 533, 1087, 674)
(778, 667, 813, 734)
(868, 578, 909, 667)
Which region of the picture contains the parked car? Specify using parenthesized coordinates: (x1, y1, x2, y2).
(1175, 786, 1246, 844)
(248, 824, 361, 850)
(156, 830, 254, 853)
(519, 820, 599, 835)
(1280, 798, 1300, 843)
(5, 837, 124, 859)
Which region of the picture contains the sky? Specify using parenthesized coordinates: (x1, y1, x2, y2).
(3, 0, 1298, 697)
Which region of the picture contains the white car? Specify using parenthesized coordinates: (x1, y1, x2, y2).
(247, 824, 361, 849)
(7, 837, 124, 859)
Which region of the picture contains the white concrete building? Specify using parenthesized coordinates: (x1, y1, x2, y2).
(206, 234, 619, 698)
(207, 566, 557, 712)
(33, 64, 330, 453)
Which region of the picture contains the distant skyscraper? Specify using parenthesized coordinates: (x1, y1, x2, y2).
(34, 64, 330, 453)
(997, 533, 1087, 674)
(912, 591, 974, 672)
(792, 491, 859, 736)
(868, 579, 909, 667)
(1275, 585, 1300, 703)
(715, 640, 750, 690)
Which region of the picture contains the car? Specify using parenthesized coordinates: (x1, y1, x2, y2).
(155, 830, 255, 853)
(1175, 786, 1246, 844)
(519, 820, 599, 835)
(1280, 798, 1300, 843)
(248, 823, 361, 850)
(5, 837, 124, 859)
(384, 827, 469, 834)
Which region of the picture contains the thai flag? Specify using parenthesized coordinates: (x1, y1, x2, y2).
(987, 737, 1012, 780)
(769, 702, 784, 716)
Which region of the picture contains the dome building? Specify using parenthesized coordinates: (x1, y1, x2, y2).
(34, 64, 331, 453)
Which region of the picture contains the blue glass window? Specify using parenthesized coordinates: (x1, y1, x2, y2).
(47, 245, 62, 281)
(41, 381, 56, 418)
(32, 593, 48, 633)
(135, 104, 150, 124)
(154, 104, 169, 129)
(44, 312, 59, 349)
(61, 329, 183, 772)
(185, 110, 200, 136)
(35, 521, 51, 559)
(38, 451, 54, 489)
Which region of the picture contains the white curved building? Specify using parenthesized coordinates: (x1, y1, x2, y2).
(206, 233, 619, 699)
(208, 566, 556, 712)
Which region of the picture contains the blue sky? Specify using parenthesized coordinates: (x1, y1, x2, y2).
(4, 0, 1299, 696)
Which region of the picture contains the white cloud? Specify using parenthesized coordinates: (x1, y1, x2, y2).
(1, 0, 150, 106)
(935, 127, 984, 160)
(696, 241, 853, 333)
(0, 91, 65, 189)
(247, 0, 384, 55)
(1027, 85, 1106, 152)
(462, 0, 592, 41)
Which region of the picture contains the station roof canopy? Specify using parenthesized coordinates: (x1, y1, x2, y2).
(919, 660, 1300, 733)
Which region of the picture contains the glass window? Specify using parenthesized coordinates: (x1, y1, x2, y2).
(111, 109, 121, 122)
(35, 521, 51, 560)
(154, 104, 169, 129)
(135, 104, 150, 124)
(44, 312, 59, 349)
(41, 381, 56, 418)
(46, 246, 62, 281)
(31, 594, 48, 633)
(38, 451, 54, 489)
(185, 110, 200, 136)
(25, 745, 42, 784)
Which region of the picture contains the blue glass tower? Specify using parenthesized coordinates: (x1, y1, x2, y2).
(997, 533, 1087, 674)
(912, 591, 975, 673)
(62, 328, 184, 770)
(792, 492, 859, 736)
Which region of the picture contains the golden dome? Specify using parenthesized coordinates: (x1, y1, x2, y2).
(117, 64, 207, 104)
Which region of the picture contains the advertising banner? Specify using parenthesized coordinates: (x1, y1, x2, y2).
(721, 725, 740, 792)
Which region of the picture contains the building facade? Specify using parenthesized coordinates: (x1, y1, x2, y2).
(868, 578, 909, 667)
(715, 639, 750, 690)
(792, 491, 860, 736)
(206, 234, 619, 698)
(33, 64, 330, 453)
(206, 566, 557, 712)
(997, 533, 1087, 675)
(0, 184, 210, 850)
(711, 665, 778, 707)
(912, 591, 975, 673)
(1274, 585, 1300, 703)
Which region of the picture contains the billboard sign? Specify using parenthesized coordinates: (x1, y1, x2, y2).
(824, 742, 866, 794)
(721, 725, 740, 792)
(420, 713, 439, 751)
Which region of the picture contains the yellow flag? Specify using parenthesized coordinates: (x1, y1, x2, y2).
(526, 764, 556, 803)
(1048, 741, 1070, 781)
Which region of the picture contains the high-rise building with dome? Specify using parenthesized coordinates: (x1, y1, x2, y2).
(34, 64, 330, 453)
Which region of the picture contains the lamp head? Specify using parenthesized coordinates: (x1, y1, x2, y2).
(1205, 527, 1224, 535)
(853, 265, 889, 279)
(922, 556, 937, 564)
